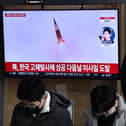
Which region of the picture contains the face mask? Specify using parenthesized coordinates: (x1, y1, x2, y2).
(99, 111, 116, 119)
(98, 111, 117, 126)
(24, 106, 42, 114)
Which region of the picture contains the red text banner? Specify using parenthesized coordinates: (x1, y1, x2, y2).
(5, 62, 119, 73)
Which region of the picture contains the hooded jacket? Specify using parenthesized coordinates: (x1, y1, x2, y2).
(10, 91, 73, 126)
(83, 94, 126, 126)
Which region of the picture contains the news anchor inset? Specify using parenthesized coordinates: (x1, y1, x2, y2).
(99, 27, 115, 45)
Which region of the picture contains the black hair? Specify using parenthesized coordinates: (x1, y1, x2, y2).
(17, 78, 45, 102)
(103, 28, 111, 34)
(91, 84, 117, 115)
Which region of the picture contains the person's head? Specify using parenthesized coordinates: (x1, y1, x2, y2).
(17, 78, 46, 114)
(103, 28, 111, 41)
(91, 84, 118, 117)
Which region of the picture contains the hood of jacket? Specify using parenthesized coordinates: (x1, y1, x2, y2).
(39, 91, 72, 114)
(49, 91, 72, 109)
(116, 93, 126, 116)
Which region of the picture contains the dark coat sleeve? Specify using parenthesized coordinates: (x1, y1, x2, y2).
(55, 107, 73, 126)
(10, 107, 17, 126)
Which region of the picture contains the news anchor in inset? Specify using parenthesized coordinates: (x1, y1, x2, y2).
(99, 27, 115, 44)
(102, 28, 111, 41)
(83, 84, 126, 126)
(10, 78, 73, 126)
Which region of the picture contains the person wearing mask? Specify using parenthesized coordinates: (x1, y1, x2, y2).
(102, 28, 111, 41)
(83, 84, 126, 126)
(10, 78, 73, 126)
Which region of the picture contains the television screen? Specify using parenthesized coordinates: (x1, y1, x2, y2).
(2, 9, 119, 79)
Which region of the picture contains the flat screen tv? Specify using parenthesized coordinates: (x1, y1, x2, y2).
(2, 9, 119, 79)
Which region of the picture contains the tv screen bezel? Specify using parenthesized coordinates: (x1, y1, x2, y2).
(2, 8, 120, 79)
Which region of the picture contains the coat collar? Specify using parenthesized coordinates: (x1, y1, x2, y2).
(40, 91, 51, 113)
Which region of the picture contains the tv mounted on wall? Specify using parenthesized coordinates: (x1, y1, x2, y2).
(2, 9, 119, 79)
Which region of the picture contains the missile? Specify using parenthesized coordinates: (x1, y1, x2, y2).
(53, 18, 64, 44)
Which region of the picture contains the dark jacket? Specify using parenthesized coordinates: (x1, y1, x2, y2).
(10, 91, 73, 126)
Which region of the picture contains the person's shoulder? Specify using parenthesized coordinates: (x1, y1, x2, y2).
(49, 91, 71, 114)
(13, 102, 24, 111)
(116, 93, 126, 110)
(56, 105, 67, 112)
(55, 104, 71, 120)
(49, 91, 72, 108)
(118, 110, 126, 125)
